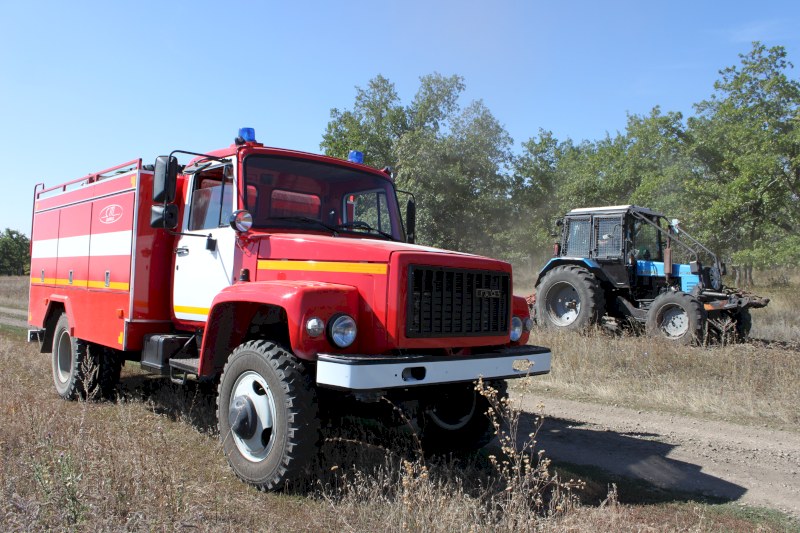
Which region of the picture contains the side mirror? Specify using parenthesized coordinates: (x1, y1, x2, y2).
(229, 210, 253, 232)
(406, 197, 416, 244)
(153, 155, 178, 203)
(150, 204, 178, 229)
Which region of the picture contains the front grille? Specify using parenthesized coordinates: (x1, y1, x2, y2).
(406, 266, 510, 338)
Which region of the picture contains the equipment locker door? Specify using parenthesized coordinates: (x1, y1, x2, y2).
(172, 164, 236, 322)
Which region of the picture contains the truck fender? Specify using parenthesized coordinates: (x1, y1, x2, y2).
(39, 296, 75, 353)
(198, 280, 360, 377)
(535, 258, 610, 287)
(511, 295, 531, 345)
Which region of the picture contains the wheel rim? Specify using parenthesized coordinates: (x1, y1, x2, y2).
(229, 371, 277, 462)
(427, 389, 477, 430)
(659, 304, 689, 338)
(54, 329, 72, 384)
(546, 281, 581, 326)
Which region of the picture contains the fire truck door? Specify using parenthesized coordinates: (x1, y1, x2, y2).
(172, 167, 236, 321)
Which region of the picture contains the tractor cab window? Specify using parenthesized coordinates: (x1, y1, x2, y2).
(594, 216, 623, 258)
(631, 217, 663, 261)
(188, 166, 234, 231)
(563, 217, 591, 257)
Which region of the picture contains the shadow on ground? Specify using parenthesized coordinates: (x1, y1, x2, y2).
(115, 371, 746, 505)
(526, 412, 747, 505)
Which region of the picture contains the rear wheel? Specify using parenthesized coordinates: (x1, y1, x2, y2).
(535, 265, 605, 330)
(217, 340, 320, 491)
(52, 314, 90, 400)
(646, 291, 706, 345)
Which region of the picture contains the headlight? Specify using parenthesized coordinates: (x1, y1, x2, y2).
(510, 316, 523, 342)
(328, 314, 357, 348)
(306, 317, 324, 338)
(523, 317, 534, 332)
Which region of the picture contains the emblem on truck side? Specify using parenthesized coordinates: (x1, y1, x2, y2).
(99, 204, 123, 224)
(476, 288, 502, 298)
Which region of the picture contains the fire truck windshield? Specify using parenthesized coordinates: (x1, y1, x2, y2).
(243, 155, 404, 240)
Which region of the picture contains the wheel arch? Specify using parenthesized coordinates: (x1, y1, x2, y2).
(197, 281, 360, 377)
(536, 258, 614, 289)
(40, 299, 70, 353)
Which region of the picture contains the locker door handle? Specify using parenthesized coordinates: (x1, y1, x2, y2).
(175, 246, 189, 256)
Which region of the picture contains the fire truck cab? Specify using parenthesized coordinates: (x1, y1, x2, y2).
(29, 128, 551, 490)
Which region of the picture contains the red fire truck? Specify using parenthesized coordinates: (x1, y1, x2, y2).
(28, 128, 551, 490)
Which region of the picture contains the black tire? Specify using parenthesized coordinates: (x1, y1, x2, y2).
(95, 346, 123, 399)
(734, 308, 752, 342)
(217, 340, 320, 491)
(419, 380, 507, 454)
(646, 291, 706, 345)
(535, 265, 605, 330)
(51, 314, 92, 400)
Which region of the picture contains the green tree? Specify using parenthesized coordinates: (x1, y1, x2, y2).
(0, 229, 30, 276)
(322, 74, 521, 262)
(684, 42, 800, 270)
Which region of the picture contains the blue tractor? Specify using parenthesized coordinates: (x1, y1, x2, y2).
(532, 205, 769, 344)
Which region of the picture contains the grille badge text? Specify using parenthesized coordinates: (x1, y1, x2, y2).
(476, 288, 502, 298)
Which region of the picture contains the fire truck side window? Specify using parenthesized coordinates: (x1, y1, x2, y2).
(188, 171, 233, 231)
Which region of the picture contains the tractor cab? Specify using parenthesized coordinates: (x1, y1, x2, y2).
(556, 205, 719, 295)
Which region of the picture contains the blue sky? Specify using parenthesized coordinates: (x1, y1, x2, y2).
(2, 0, 799, 236)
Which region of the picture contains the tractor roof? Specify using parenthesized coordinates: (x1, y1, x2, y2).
(566, 205, 665, 218)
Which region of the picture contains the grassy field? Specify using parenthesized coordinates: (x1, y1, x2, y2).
(2, 275, 799, 531)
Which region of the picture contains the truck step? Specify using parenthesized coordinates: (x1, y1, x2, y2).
(169, 357, 200, 384)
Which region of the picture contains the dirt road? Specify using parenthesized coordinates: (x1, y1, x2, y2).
(0, 306, 28, 329)
(517, 395, 800, 517)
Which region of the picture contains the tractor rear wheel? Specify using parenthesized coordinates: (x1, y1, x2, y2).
(217, 340, 320, 491)
(535, 265, 605, 331)
(646, 291, 706, 345)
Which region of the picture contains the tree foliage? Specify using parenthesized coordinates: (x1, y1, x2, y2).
(321, 43, 800, 274)
(0, 229, 30, 276)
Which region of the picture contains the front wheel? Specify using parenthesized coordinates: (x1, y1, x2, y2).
(418, 381, 506, 454)
(217, 340, 320, 491)
(646, 291, 706, 345)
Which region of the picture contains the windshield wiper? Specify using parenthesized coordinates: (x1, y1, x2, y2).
(271, 216, 339, 236)
(336, 221, 395, 241)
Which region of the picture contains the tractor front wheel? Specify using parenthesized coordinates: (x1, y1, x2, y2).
(646, 291, 706, 345)
(535, 265, 605, 331)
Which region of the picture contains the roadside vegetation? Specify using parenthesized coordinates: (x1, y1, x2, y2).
(2, 276, 798, 531)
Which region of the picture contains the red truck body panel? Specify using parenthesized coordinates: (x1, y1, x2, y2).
(29, 162, 174, 351)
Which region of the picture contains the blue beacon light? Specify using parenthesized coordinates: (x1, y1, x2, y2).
(238, 127, 256, 142)
(348, 150, 364, 164)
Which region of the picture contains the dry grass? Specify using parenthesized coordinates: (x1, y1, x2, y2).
(750, 286, 800, 342)
(522, 328, 800, 428)
(0, 275, 28, 310)
(1, 334, 793, 531)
